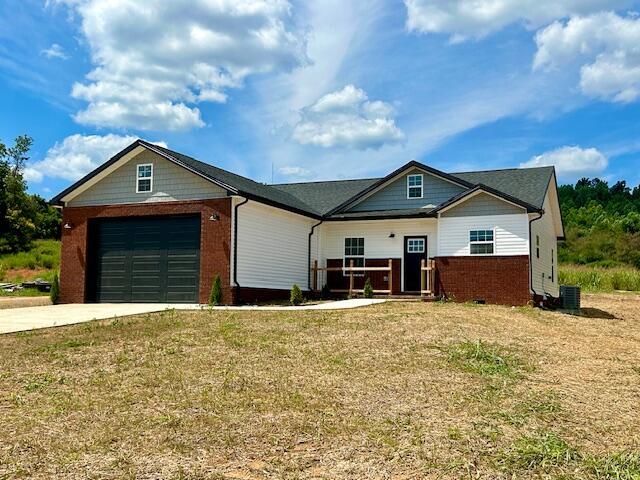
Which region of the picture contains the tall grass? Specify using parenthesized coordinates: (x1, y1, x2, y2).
(0, 239, 61, 282)
(559, 264, 640, 292)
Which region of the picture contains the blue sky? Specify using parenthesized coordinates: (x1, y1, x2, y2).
(1, 0, 640, 200)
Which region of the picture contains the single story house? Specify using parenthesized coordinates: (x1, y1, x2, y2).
(51, 139, 564, 306)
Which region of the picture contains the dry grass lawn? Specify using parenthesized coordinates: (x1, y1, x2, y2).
(1, 294, 639, 479)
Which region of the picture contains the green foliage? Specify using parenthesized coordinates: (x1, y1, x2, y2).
(559, 265, 640, 292)
(586, 450, 640, 480)
(363, 277, 373, 298)
(443, 340, 525, 378)
(498, 431, 579, 471)
(290, 284, 303, 306)
(320, 283, 331, 300)
(0, 239, 61, 282)
(50, 272, 60, 304)
(209, 274, 223, 306)
(0, 135, 61, 255)
(559, 178, 640, 268)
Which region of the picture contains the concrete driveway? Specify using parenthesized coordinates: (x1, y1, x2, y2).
(0, 299, 386, 334)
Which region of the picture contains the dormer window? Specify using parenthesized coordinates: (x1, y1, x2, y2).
(136, 164, 153, 193)
(407, 174, 423, 198)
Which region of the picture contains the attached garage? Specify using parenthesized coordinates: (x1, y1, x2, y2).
(87, 215, 201, 303)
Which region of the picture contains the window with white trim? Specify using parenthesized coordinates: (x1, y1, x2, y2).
(344, 237, 365, 276)
(407, 174, 423, 198)
(407, 238, 425, 253)
(469, 230, 494, 255)
(136, 163, 153, 193)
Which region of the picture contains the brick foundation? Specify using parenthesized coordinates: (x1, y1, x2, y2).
(434, 255, 531, 306)
(60, 199, 233, 304)
(232, 287, 299, 305)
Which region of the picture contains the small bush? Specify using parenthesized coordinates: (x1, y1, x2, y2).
(50, 272, 60, 305)
(290, 284, 303, 306)
(363, 277, 373, 298)
(320, 283, 331, 300)
(209, 275, 223, 306)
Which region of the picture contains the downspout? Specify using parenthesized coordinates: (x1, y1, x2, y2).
(308, 220, 323, 291)
(529, 211, 544, 300)
(233, 198, 249, 298)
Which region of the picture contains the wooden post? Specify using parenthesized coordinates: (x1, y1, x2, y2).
(429, 259, 435, 295)
(421, 258, 426, 296)
(349, 259, 354, 297)
(312, 259, 318, 292)
(388, 258, 393, 295)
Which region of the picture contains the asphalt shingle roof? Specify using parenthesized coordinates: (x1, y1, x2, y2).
(272, 178, 379, 216)
(52, 140, 554, 218)
(453, 167, 554, 210)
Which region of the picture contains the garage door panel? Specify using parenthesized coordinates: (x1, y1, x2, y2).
(91, 215, 201, 303)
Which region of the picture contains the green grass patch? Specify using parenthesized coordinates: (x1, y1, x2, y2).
(586, 450, 640, 480)
(0, 287, 49, 297)
(441, 340, 527, 378)
(497, 431, 579, 472)
(0, 239, 60, 283)
(559, 264, 640, 292)
(493, 391, 562, 426)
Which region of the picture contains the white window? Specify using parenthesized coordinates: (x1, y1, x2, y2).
(344, 237, 365, 276)
(407, 174, 423, 199)
(470, 229, 494, 255)
(136, 163, 153, 193)
(407, 238, 425, 253)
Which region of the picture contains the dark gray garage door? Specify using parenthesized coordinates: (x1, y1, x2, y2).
(90, 215, 201, 303)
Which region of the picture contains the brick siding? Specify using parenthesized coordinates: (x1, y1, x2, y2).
(60, 199, 232, 304)
(434, 255, 531, 306)
(325, 258, 402, 294)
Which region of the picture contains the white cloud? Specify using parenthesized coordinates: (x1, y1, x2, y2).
(55, 0, 308, 131)
(25, 134, 166, 183)
(534, 12, 640, 103)
(520, 146, 608, 178)
(278, 165, 312, 178)
(404, 0, 632, 41)
(41, 43, 69, 60)
(291, 85, 405, 149)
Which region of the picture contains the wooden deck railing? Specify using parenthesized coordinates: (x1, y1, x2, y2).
(421, 259, 436, 296)
(312, 259, 393, 296)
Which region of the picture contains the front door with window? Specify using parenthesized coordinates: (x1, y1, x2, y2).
(404, 236, 427, 292)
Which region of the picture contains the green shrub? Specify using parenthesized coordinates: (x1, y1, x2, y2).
(50, 272, 60, 305)
(209, 274, 223, 306)
(320, 283, 331, 300)
(363, 277, 373, 298)
(290, 284, 303, 306)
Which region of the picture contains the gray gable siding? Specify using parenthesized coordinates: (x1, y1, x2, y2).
(441, 192, 525, 217)
(348, 169, 465, 212)
(67, 150, 226, 207)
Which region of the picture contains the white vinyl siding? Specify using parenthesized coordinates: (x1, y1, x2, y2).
(68, 150, 226, 206)
(317, 218, 438, 292)
(438, 214, 529, 256)
(235, 200, 317, 291)
(530, 187, 560, 297)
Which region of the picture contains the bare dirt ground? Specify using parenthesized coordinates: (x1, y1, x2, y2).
(0, 294, 638, 479)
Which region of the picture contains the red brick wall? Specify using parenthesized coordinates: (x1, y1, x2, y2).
(60, 199, 232, 304)
(434, 255, 531, 306)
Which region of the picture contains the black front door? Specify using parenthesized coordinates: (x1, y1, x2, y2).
(404, 236, 427, 292)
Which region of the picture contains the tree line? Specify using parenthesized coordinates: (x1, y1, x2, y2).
(0, 136, 61, 254)
(558, 178, 640, 268)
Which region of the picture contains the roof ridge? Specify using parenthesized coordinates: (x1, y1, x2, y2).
(274, 177, 380, 186)
(453, 165, 554, 175)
